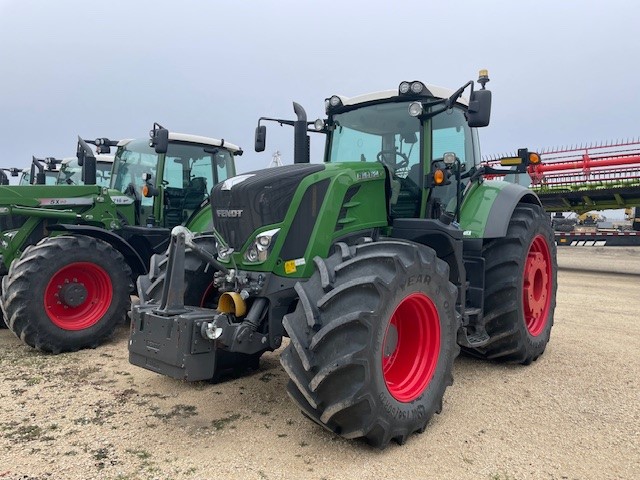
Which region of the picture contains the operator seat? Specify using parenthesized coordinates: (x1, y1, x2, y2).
(407, 164, 421, 185)
(183, 176, 207, 210)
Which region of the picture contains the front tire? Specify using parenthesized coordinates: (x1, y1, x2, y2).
(466, 203, 557, 364)
(1, 235, 132, 353)
(280, 240, 458, 448)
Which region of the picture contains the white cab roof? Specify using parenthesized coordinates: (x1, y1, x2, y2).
(60, 155, 113, 166)
(117, 132, 241, 153)
(333, 84, 469, 108)
(96, 154, 114, 163)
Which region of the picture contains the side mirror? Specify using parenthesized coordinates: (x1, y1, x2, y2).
(76, 137, 97, 185)
(31, 156, 46, 185)
(467, 89, 492, 127)
(150, 127, 169, 154)
(255, 125, 266, 152)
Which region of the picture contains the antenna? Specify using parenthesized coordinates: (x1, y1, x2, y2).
(268, 150, 283, 168)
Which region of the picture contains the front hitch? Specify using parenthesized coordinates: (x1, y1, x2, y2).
(129, 226, 221, 380)
(128, 227, 274, 380)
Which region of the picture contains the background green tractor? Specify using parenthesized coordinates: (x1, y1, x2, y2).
(19, 156, 62, 186)
(129, 72, 557, 448)
(0, 124, 241, 353)
(4, 149, 112, 187)
(56, 153, 114, 187)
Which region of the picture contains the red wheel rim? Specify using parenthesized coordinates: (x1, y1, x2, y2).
(44, 262, 113, 330)
(382, 293, 441, 402)
(523, 235, 552, 336)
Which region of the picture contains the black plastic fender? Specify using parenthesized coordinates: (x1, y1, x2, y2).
(47, 224, 148, 277)
(483, 183, 542, 238)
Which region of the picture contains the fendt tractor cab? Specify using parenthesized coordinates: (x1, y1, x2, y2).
(19, 156, 62, 185)
(0, 124, 241, 353)
(57, 154, 114, 187)
(129, 72, 557, 448)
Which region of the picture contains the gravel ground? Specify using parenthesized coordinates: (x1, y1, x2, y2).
(1, 247, 639, 480)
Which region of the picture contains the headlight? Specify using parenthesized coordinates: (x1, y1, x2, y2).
(411, 81, 425, 94)
(399, 80, 427, 96)
(257, 235, 271, 248)
(244, 228, 280, 263)
(408, 102, 424, 117)
(245, 247, 259, 262)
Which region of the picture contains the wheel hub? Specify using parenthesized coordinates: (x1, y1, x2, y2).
(522, 235, 552, 337)
(382, 293, 440, 403)
(523, 252, 548, 319)
(44, 262, 113, 331)
(58, 281, 88, 308)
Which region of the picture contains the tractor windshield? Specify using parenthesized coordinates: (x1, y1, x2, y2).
(328, 100, 477, 218)
(328, 101, 476, 172)
(19, 170, 58, 186)
(56, 158, 112, 187)
(328, 102, 421, 180)
(111, 140, 158, 202)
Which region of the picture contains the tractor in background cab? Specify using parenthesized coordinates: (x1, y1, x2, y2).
(129, 72, 557, 448)
(19, 156, 62, 185)
(0, 124, 241, 352)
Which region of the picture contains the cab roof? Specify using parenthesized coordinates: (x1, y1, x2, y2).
(332, 84, 469, 108)
(60, 154, 114, 166)
(117, 132, 241, 153)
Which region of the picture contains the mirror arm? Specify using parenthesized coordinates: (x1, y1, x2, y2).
(258, 116, 295, 127)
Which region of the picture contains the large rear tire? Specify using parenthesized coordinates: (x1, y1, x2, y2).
(465, 203, 557, 364)
(1, 235, 132, 353)
(138, 243, 263, 377)
(280, 240, 458, 448)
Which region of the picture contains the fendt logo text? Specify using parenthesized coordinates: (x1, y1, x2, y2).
(216, 209, 243, 218)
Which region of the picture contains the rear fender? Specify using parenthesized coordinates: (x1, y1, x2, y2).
(459, 181, 542, 239)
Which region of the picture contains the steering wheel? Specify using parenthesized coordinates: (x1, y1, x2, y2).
(376, 150, 410, 170)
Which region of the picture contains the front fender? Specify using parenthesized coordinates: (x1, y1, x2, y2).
(459, 180, 542, 239)
(47, 224, 147, 277)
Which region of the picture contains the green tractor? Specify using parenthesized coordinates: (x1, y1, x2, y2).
(129, 72, 557, 448)
(18, 157, 62, 186)
(5, 150, 111, 187)
(0, 125, 241, 351)
(56, 154, 114, 187)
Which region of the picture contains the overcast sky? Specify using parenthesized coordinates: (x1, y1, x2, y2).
(1, 0, 638, 179)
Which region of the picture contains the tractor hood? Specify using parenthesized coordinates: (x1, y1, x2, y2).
(210, 164, 325, 250)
